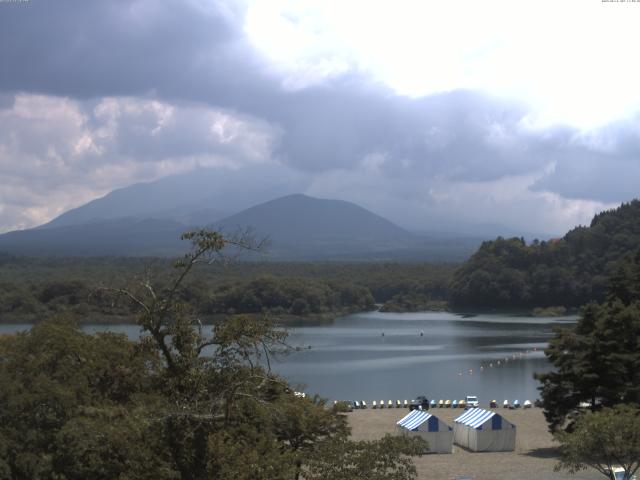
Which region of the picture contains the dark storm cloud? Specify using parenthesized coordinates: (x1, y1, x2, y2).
(0, 0, 241, 96)
(0, 0, 638, 221)
(532, 118, 640, 203)
(0, 0, 287, 117)
(533, 151, 640, 203)
(0, 0, 548, 182)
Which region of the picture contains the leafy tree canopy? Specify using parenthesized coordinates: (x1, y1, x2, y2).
(555, 404, 640, 480)
(0, 230, 426, 479)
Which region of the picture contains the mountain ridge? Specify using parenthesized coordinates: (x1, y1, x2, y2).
(0, 193, 481, 260)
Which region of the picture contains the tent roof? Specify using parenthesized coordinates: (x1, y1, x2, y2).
(397, 410, 434, 430)
(454, 408, 498, 429)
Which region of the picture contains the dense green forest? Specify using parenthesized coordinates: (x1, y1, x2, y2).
(0, 255, 455, 323)
(450, 200, 640, 309)
(0, 231, 426, 479)
(5, 199, 640, 319)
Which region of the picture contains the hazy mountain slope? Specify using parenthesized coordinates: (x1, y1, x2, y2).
(214, 194, 417, 258)
(0, 218, 187, 256)
(0, 191, 484, 260)
(450, 199, 640, 308)
(0, 194, 419, 258)
(44, 166, 307, 228)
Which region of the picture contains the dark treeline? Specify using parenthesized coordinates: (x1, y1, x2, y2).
(206, 277, 375, 317)
(7, 197, 640, 319)
(0, 256, 456, 323)
(450, 200, 640, 309)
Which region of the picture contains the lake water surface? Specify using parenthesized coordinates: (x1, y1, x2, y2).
(0, 311, 576, 405)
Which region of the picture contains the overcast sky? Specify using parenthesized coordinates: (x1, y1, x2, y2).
(1, 0, 639, 235)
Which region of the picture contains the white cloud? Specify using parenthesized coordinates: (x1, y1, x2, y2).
(244, 0, 640, 129)
(0, 94, 280, 233)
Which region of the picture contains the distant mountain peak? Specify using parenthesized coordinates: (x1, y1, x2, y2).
(0, 183, 482, 260)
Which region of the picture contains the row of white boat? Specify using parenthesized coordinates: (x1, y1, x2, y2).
(336, 399, 534, 409)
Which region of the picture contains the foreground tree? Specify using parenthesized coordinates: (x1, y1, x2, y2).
(536, 250, 640, 431)
(0, 230, 425, 479)
(555, 404, 640, 480)
(305, 434, 427, 480)
(0, 318, 171, 479)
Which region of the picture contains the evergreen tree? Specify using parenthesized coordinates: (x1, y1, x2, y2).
(537, 249, 640, 431)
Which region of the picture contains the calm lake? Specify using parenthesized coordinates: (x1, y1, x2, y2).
(0, 311, 576, 405)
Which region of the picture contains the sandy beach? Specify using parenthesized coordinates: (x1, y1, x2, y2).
(348, 407, 602, 480)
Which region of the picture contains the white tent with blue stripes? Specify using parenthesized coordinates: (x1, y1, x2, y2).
(396, 410, 453, 453)
(453, 408, 516, 452)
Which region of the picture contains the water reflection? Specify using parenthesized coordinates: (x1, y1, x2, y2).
(275, 311, 575, 403)
(0, 311, 575, 405)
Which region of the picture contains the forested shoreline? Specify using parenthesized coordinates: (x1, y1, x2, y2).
(4, 200, 640, 324)
(0, 256, 455, 324)
(450, 200, 640, 310)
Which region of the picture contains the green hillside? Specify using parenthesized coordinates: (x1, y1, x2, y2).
(450, 200, 640, 309)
